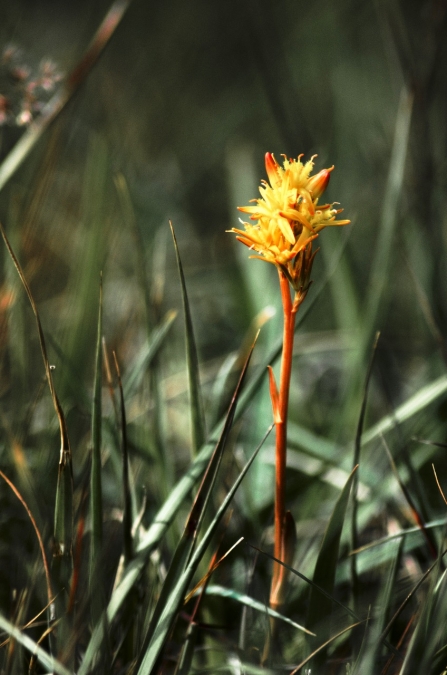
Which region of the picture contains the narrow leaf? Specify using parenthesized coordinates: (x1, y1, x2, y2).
(170, 221, 205, 456)
(90, 279, 103, 573)
(202, 585, 314, 635)
(137, 339, 258, 656)
(307, 466, 358, 647)
(123, 309, 177, 398)
(0, 613, 71, 675)
(135, 426, 271, 675)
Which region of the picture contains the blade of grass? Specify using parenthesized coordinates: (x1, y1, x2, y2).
(289, 621, 365, 675)
(354, 538, 403, 675)
(200, 585, 314, 636)
(380, 434, 437, 558)
(362, 86, 413, 348)
(123, 309, 177, 399)
(113, 352, 133, 566)
(136, 338, 258, 660)
(89, 278, 104, 626)
(170, 221, 206, 457)
(78, 356, 266, 674)
(135, 426, 271, 675)
(0, 614, 71, 675)
(0, 470, 52, 607)
(175, 535, 243, 675)
(0, 222, 73, 643)
(307, 466, 358, 662)
(362, 373, 447, 445)
(351, 332, 380, 608)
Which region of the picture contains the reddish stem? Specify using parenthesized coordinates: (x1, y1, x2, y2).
(271, 269, 297, 606)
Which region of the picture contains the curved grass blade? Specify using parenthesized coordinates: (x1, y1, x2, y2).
(170, 221, 205, 457)
(0, 614, 71, 675)
(135, 427, 270, 675)
(201, 585, 314, 636)
(0, 0, 133, 194)
(307, 466, 358, 663)
(0, 470, 52, 607)
(0, 222, 73, 643)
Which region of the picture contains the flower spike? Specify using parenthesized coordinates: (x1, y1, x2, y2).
(229, 152, 350, 291)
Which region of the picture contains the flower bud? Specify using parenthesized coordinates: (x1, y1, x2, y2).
(307, 166, 333, 199)
(265, 152, 281, 188)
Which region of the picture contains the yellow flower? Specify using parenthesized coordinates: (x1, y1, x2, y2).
(230, 152, 349, 290)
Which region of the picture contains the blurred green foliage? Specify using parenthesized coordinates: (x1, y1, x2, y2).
(0, 0, 446, 672)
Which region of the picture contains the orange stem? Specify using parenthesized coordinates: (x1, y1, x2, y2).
(271, 269, 297, 605)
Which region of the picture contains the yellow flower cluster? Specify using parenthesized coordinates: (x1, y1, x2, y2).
(231, 153, 349, 290)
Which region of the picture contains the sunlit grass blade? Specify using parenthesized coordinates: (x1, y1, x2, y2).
(170, 221, 205, 457)
(201, 585, 314, 635)
(135, 426, 270, 675)
(0, 613, 71, 675)
(306, 466, 358, 663)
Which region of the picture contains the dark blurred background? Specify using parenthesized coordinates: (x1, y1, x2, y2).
(0, 0, 446, 461)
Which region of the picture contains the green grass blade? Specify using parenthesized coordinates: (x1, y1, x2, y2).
(136, 340, 258, 657)
(362, 373, 447, 445)
(351, 333, 379, 607)
(90, 279, 103, 559)
(123, 309, 177, 399)
(362, 86, 413, 346)
(0, 614, 72, 675)
(113, 353, 133, 565)
(135, 427, 270, 675)
(170, 222, 206, 457)
(307, 465, 358, 659)
(202, 585, 314, 635)
(78, 349, 262, 675)
(353, 538, 403, 675)
(89, 278, 104, 624)
(0, 222, 73, 634)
